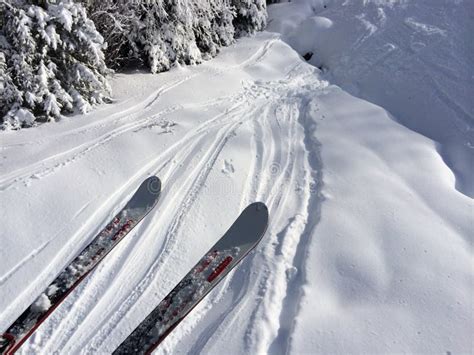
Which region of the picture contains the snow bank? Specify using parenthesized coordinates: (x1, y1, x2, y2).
(268, 0, 474, 198)
(292, 88, 473, 354)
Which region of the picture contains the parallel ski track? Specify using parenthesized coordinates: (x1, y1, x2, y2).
(25, 91, 256, 354)
(0, 72, 233, 191)
(13, 35, 323, 354)
(82, 105, 261, 354)
(170, 65, 324, 354)
(126, 63, 315, 355)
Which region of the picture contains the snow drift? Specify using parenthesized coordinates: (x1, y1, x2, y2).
(268, 0, 474, 198)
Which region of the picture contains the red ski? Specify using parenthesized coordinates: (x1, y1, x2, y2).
(0, 176, 161, 355)
(113, 202, 269, 355)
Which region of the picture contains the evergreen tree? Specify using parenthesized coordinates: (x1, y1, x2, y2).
(0, 0, 110, 129)
(87, 0, 267, 74)
(232, 0, 267, 36)
(1, 0, 268, 129)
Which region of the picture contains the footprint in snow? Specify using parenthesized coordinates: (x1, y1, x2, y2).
(222, 159, 235, 175)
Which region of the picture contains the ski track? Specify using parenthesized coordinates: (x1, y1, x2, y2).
(21, 99, 245, 352)
(0, 240, 50, 286)
(26, 94, 255, 354)
(11, 34, 327, 354)
(160, 65, 325, 354)
(0, 73, 198, 192)
(0, 105, 180, 191)
(84, 104, 259, 353)
(233, 98, 308, 354)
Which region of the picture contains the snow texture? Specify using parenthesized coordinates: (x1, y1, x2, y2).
(0, 0, 472, 354)
(30, 294, 51, 313)
(268, 0, 474, 198)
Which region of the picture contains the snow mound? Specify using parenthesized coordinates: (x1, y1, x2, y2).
(268, 0, 474, 198)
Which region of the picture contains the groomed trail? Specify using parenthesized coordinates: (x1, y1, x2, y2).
(0, 29, 472, 354)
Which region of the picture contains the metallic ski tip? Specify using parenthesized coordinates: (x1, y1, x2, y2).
(145, 176, 161, 195)
(251, 201, 268, 212)
(126, 176, 161, 211)
(211, 201, 269, 253)
(246, 202, 269, 223)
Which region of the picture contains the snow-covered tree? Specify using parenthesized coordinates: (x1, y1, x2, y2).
(88, 0, 225, 73)
(1, 0, 267, 129)
(0, 0, 110, 129)
(232, 0, 267, 36)
(87, 0, 267, 74)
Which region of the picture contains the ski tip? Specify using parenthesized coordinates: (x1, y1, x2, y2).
(248, 202, 269, 217)
(145, 176, 161, 195)
(126, 176, 161, 210)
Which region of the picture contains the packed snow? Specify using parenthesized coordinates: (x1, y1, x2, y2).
(1, 1, 472, 354)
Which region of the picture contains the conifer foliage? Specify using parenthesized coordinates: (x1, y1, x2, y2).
(88, 0, 267, 73)
(232, 0, 267, 36)
(1, 0, 267, 129)
(0, 0, 110, 129)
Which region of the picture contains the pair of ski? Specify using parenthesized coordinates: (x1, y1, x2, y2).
(0, 176, 269, 354)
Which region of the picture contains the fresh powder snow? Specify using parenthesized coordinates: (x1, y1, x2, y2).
(0, 0, 472, 354)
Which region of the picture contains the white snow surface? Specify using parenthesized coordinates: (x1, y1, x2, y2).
(1, 1, 473, 354)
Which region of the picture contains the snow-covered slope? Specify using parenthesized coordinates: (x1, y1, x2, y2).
(268, 0, 474, 198)
(1, 2, 473, 354)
